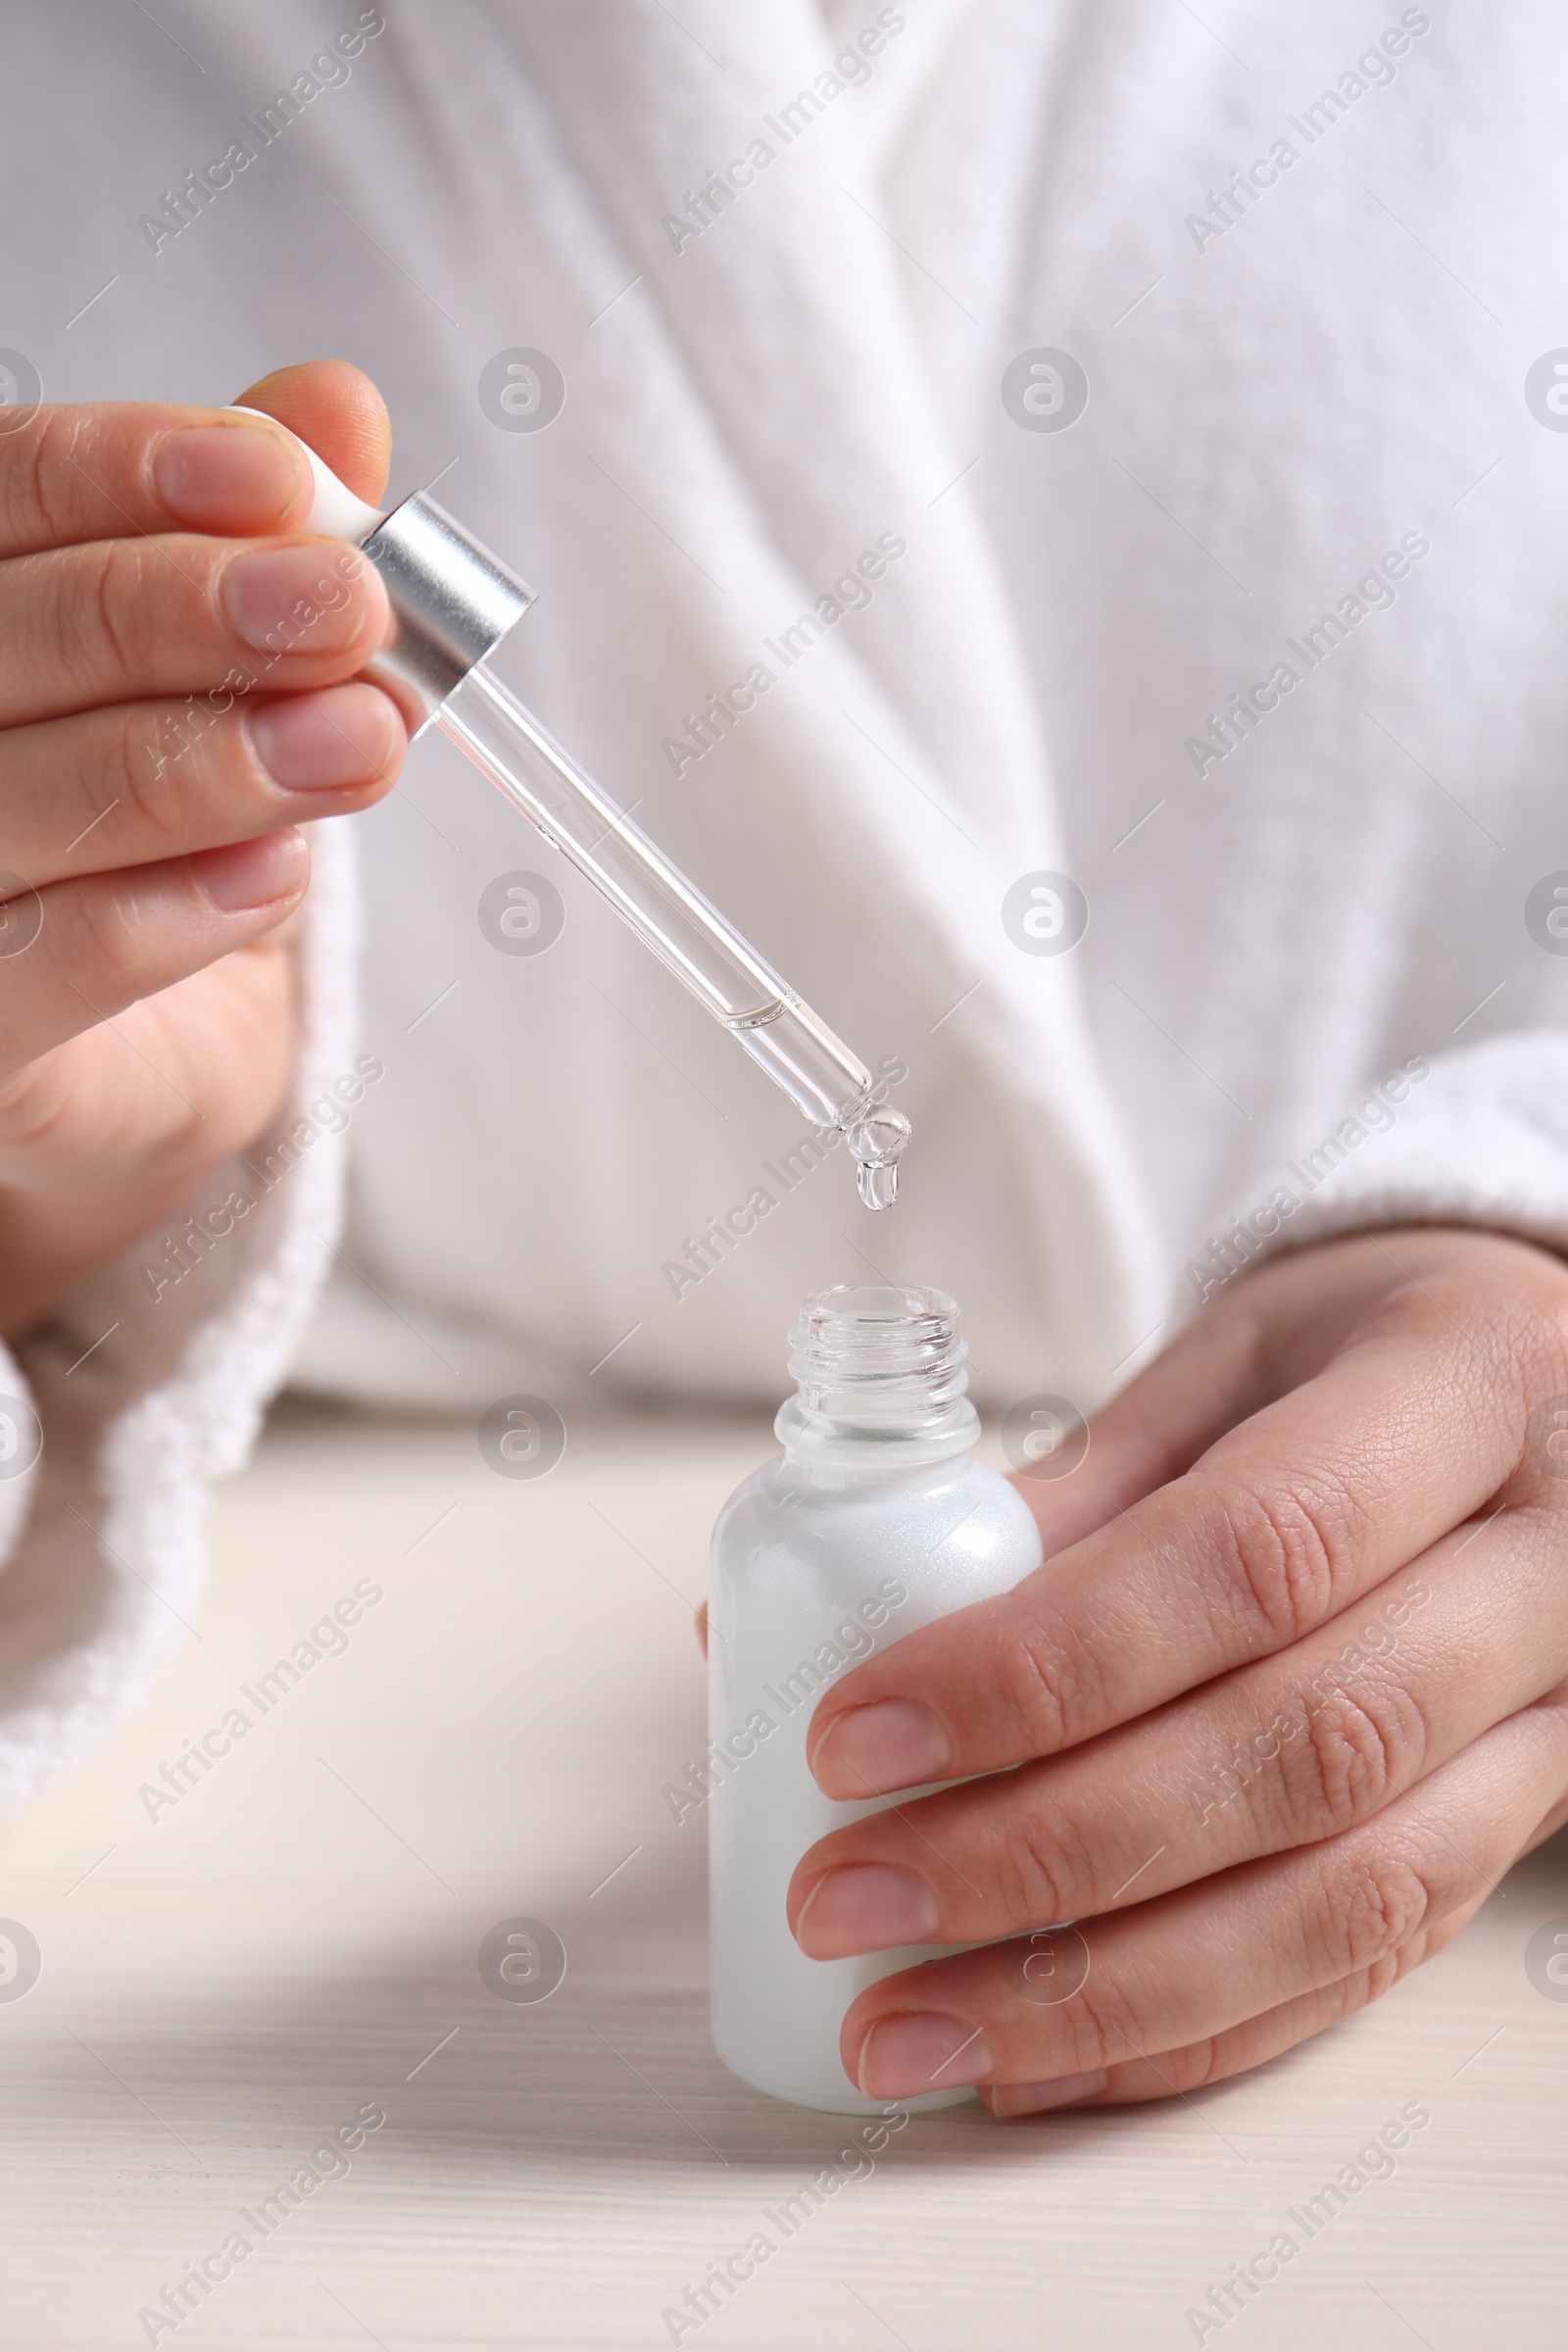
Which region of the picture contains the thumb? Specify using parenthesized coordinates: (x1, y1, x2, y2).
(231, 357, 392, 507)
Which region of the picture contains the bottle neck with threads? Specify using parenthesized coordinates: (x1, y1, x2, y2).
(774, 1283, 980, 1473)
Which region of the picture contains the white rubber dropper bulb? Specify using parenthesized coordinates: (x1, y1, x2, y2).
(226, 404, 384, 543)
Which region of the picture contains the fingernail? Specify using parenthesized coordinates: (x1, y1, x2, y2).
(857, 2014, 991, 2099)
(795, 1865, 939, 1958)
(249, 684, 402, 792)
(990, 2070, 1106, 2119)
(155, 423, 302, 530)
(193, 828, 309, 911)
(811, 1700, 950, 1796)
(220, 543, 377, 655)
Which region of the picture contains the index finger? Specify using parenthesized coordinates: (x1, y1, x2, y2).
(0, 401, 312, 555)
(808, 1238, 1560, 1795)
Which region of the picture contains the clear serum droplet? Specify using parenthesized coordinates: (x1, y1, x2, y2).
(847, 1104, 911, 1211)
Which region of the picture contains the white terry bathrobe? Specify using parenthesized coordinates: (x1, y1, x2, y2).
(2, 0, 1567, 1809)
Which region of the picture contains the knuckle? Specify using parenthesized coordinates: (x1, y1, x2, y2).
(1384, 1931, 1436, 1988)
(990, 1801, 1087, 1929)
(0, 423, 43, 550)
(51, 540, 150, 695)
(116, 705, 213, 849)
(1, 408, 78, 550)
(995, 1620, 1096, 1754)
(1153, 2035, 1224, 2095)
(1311, 1847, 1434, 1977)
(68, 867, 162, 997)
(1053, 1960, 1147, 2075)
(1358, 1948, 1406, 2003)
(1205, 1469, 1369, 1647)
(86, 704, 167, 838)
(1273, 1681, 1419, 1839)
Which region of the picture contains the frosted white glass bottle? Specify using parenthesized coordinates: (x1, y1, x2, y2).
(708, 1283, 1044, 2113)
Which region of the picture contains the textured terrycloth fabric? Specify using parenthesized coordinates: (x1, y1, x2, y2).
(0, 822, 360, 1813)
(2, 0, 1566, 1805)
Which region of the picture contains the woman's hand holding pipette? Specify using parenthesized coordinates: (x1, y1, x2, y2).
(0, 361, 403, 1331)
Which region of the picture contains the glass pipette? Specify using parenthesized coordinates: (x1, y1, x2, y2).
(243, 411, 911, 1209)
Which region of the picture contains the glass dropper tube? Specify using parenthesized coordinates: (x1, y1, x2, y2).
(253, 416, 915, 1209)
(436, 662, 906, 1199)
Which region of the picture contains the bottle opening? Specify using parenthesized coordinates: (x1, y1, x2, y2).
(777, 1282, 978, 1463)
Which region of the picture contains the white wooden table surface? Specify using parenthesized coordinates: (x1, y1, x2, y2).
(2, 1401, 1564, 2351)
